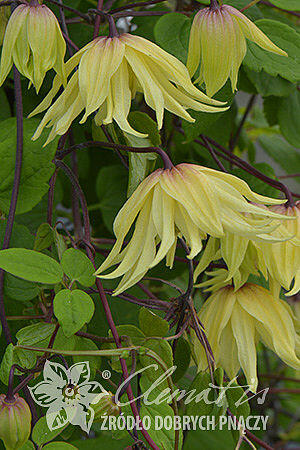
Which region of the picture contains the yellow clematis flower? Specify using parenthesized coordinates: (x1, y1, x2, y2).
(257, 202, 300, 296)
(0, 1, 66, 92)
(187, 2, 287, 97)
(95, 163, 288, 295)
(29, 33, 227, 145)
(193, 283, 300, 392)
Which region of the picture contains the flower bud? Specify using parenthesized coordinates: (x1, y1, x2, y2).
(187, 3, 287, 96)
(91, 392, 121, 422)
(0, 394, 32, 450)
(0, 2, 66, 92)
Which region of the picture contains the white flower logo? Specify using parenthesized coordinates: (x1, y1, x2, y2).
(29, 360, 107, 433)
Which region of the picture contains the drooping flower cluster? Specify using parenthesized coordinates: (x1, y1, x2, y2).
(0, 2, 66, 92)
(0, 0, 297, 410)
(95, 163, 289, 295)
(29, 33, 227, 145)
(187, 3, 287, 96)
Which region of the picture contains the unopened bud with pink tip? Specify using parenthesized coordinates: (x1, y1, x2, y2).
(187, 1, 287, 97)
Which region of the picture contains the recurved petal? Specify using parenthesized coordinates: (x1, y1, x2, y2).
(226, 5, 287, 56)
(200, 8, 234, 97)
(125, 47, 165, 129)
(99, 194, 154, 278)
(218, 321, 240, 381)
(28, 46, 88, 118)
(229, 13, 247, 92)
(230, 303, 258, 392)
(112, 205, 157, 294)
(193, 237, 219, 283)
(200, 286, 237, 361)
(174, 203, 204, 260)
(27, 5, 56, 92)
(220, 233, 249, 280)
(186, 10, 205, 77)
(0, 4, 28, 85)
(150, 184, 176, 267)
(111, 60, 147, 137)
(238, 284, 300, 370)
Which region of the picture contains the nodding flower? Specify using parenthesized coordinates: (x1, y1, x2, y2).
(0, 1, 66, 93)
(95, 163, 289, 295)
(187, 2, 287, 97)
(29, 33, 227, 146)
(193, 283, 300, 392)
(257, 202, 300, 296)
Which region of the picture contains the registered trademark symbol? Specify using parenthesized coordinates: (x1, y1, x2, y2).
(102, 370, 111, 380)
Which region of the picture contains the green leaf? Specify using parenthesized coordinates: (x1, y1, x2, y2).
(244, 68, 294, 97)
(0, 89, 10, 121)
(140, 402, 183, 450)
(184, 429, 235, 449)
(140, 339, 173, 390)
(182, 81, 235, 141)
(154, 13, 191, 63)
(0, 343, 36, 384)
(0, 248, 64, 284)
(226, 382, 250, 419)
(263, 96, 279, 126)
(139, 307, 169, 337)
(258, 134, 300, 181)
(54, 229, 68, 261)
(96, 165, 128, 232)
(16, 323, 56, 345)
(173, 338, 191, 383)
(61, 248, 96, 287)
(53, 289, 95, 337)
(0, 118, 57, 215)
(125, 111, 159, 196)
(0, 221, 38, 301)
(271, 0, 300, 11)
(32, 416, 67, 446)
(19, 441, 35, 450)
(71, 435, 131, 449)
(243, 20, 300, 83)
(34, 223, 54, 251)
(186, 371, 216, 417)
(278, 90, 300, 147)
(43, 443, 77, 450)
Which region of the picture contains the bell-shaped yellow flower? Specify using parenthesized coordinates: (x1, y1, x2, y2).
(0, 2, 66, 92)
(256, 202, 300, 296)
(95, 163, 288, 295)
(187, 3, 287, 97)
(29, 33, 227, 145)
(194, 283, 300, 392)
(0, 6, 10, 47)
